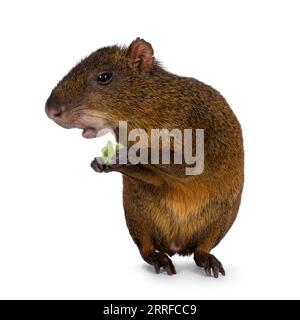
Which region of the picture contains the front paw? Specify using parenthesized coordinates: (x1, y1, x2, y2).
(90, 157, 111, 173)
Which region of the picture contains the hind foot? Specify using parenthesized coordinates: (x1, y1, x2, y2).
(146, 252, 176, 275)
(194, 251, 225, 278)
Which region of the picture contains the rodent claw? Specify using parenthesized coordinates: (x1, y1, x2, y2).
(90, 158, 105, 172)
(149, 252, 176, 276)
(194, 252, 225, 278)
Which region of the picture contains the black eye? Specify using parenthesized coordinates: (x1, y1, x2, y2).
(97, 72, 113, 84)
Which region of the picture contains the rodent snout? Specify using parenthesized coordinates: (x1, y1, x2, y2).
(46, 106, 64, 119)
(45, 101, 65, 120)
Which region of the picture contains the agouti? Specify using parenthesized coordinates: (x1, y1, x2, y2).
(45, 38, 244, 277)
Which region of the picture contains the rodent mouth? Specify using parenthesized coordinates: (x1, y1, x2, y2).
(48, 106, 114, 139)
(80, 123, 116, 139)
(80, 125, 116, 139)
(82, 126, 115, 139)
(82, 127, 97, 139)
(72, 109, 115, 139)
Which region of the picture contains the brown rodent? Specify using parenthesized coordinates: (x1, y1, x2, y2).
(45, 38, 244, 277)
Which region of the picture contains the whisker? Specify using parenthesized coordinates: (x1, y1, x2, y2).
(71, 105, 89, 112)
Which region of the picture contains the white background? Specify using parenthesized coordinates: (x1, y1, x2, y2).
(0, 0, 299, 300)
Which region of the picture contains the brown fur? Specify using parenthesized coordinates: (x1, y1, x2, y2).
(45, 38, 244, 277)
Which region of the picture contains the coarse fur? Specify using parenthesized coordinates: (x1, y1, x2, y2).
(46, 38, 244, 277)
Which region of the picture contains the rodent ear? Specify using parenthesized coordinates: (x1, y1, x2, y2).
(127, 37, 154, 72)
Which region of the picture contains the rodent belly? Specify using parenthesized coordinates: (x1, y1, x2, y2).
(151, 195, 207, 253)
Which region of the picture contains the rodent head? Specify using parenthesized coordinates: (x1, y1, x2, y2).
(45, 37, 158, 138)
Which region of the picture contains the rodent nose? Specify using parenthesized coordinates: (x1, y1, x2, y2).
(45, 104, 65, 120)
(45, 93, 66, 119)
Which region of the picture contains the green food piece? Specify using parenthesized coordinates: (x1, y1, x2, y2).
(115, 143, 123, 153)
(101, 140, 123, 164)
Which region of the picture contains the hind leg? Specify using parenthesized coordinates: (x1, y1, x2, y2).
(123, 179, 176, 276)
(194, 230, 226, 278)
(194, 194, 242, 278)
(142, 248, 176, 275)
(194, 249, 225, 278)
(133, 233, 176, 276)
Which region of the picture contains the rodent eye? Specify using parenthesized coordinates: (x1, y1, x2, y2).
(97, 72, 113, 84)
